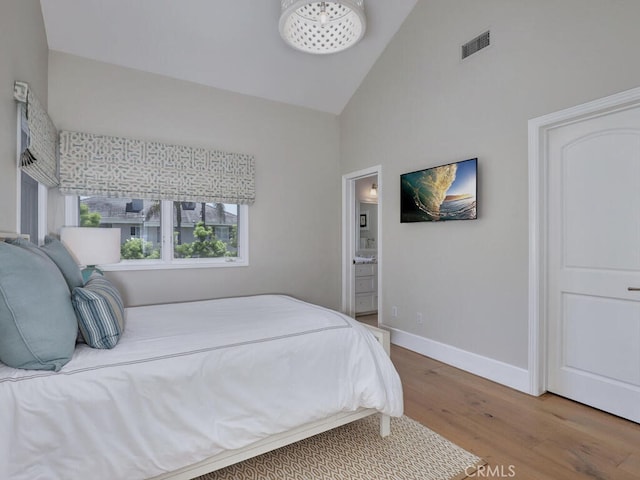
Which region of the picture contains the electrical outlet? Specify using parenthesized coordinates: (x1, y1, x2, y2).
(416, 312, 423, 325)
(391, 306, 398, 318)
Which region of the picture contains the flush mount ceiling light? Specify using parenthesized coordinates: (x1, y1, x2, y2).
(279, 0, 366, 55)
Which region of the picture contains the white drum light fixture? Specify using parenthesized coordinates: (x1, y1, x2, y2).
(279, 0, 366, 54)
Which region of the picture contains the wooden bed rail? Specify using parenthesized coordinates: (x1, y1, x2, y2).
(364, 323, 391, 356)
(154, 322, 394, 480)
(363, 324, 392, 437)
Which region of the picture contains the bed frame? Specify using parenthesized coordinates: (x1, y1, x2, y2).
(151, 324, 392, 480)
(1, 231, 392, 480)
(0, 232, 28, 240)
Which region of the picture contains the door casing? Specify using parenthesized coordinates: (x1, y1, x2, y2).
(528, 85, 640, 396)
(342, 166, 382, 318)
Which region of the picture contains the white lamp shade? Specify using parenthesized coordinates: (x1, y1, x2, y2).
(60, 227, 121, 266)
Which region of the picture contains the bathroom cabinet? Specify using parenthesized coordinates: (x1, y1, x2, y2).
(355, 263, 377, 314)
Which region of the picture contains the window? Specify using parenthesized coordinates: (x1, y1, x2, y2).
(20, 172, 39, 244)
(18, 173, 47, 246)
(79, 197, 161, 261)
(172, 201, 238, 259)
(66, 196, 248, 269)
(18, 109, 47, 245)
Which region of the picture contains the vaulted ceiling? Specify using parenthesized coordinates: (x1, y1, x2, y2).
(40, 0, 417, 114)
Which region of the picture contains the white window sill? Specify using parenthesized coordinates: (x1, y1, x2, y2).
(99, 258, 248, 271)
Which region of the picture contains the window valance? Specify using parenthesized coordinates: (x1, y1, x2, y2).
(58, 131, 255, 205)
(13, 81, 59, 187)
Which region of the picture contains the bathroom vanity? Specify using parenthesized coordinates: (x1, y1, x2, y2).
(354, 261, 377, 314)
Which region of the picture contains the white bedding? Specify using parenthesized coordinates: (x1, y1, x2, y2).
(0, 294, 403, 480)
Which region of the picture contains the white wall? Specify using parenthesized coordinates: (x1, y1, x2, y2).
(48, 52, 341, 309)
(340, 0, 640, 372)
(0, 0, 48, 234)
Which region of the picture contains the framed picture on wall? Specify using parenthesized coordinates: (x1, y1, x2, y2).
(360, 213, 368, 229)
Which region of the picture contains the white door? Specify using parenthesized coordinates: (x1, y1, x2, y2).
(547, 105, 640, 422)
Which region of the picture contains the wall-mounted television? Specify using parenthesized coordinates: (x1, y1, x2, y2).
(400, 158, 477, 223)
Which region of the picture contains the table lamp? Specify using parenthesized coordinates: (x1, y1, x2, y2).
(60, 227, 121, 282)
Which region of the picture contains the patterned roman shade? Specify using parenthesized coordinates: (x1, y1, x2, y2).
(13, 81, 59, 187)
(58, 131, 255, 204)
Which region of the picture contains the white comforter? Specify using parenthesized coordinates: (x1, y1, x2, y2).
(0, 295, 403, 480)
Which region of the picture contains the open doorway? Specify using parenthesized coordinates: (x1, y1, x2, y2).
(341, 166, 381, 326)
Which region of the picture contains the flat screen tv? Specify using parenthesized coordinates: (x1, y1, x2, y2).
(400, 158, 477, 223)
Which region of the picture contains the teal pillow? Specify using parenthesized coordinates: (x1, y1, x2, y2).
(72, 274, 125, 349)
(6, 237, 49, 260)
(0, 242, 77, 371)
(41, 236, 84, 291)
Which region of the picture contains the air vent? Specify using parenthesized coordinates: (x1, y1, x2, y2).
(462, 30, 490, 59)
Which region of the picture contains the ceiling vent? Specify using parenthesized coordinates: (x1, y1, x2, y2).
(462, 30, 490, 60)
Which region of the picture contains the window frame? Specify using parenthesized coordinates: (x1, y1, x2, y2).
(65, 197, 249, 270)
(16, 104, 47, 245)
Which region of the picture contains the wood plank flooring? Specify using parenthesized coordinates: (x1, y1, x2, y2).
(390, 345, 640, 479)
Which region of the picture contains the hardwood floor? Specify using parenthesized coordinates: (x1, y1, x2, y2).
(356, 313, 377, 327)
(391, 345, 640, 479)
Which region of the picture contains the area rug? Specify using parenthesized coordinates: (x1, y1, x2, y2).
(195, 415, 485, 480)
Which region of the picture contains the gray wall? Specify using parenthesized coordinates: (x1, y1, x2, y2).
(8, 0, 640, 376)
(340, 0, 640, 369)
(48, 52, 341, 309)
(0, 0, 48, 233)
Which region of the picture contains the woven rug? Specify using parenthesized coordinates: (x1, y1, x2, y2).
(195, 415, 485, 480)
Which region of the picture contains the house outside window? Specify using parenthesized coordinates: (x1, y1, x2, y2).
(69, 196, 247, 269)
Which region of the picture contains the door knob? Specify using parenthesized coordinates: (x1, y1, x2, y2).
(628, 287, 640, 291)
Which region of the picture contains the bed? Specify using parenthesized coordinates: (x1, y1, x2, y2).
(0, 290, 403, 480)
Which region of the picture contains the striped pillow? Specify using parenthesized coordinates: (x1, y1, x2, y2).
(71, 274, 125, 349)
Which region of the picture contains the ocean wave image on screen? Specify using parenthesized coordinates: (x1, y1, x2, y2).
(401, 159, 477, 222)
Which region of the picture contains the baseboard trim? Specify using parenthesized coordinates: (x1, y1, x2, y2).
(384, 325, 530, 394)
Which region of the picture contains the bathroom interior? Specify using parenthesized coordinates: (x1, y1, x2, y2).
(354, 175, 378, 322)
